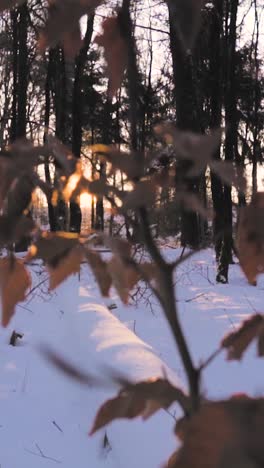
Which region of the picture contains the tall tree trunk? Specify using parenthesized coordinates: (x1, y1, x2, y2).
(251, 6, 260, 200)
(95, 96, 110, 231)
(167, 4, 201, 248)
(217, 0, 238, 283)
(13, 2, 30, 252)
(16, 1, 28, 139)
(209, 0, 224, 264)
(10, 9, 18, 142)
(44, 51, 56, 231)
(51, 47, 68, 230)
(70, 14, 94, 233)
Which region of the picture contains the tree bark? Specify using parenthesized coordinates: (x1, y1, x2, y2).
(13, 2, 30, 252)
(209, 0, 224, 263)
(217, 0, 238, 283)
(44, 51, 56, 231)
(167, 4, 201, 248)
(70, 14, 95, 233)
(16, 1, 28, 139)
(10, 9, 18, 142)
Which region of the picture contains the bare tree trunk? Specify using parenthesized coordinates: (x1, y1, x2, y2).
(167, 4, 201, 248)
(10, 9, 18, 142)
(209, 0, 224, 263)
(95, 96, 110, 231)
(51, 47, 68, 230)
(70, 14, 94, 233)
(14, 2, 30, 252)
(217, 0, 238, 283)
(16, 1, 28, 139)
(44, 51, 56, 231)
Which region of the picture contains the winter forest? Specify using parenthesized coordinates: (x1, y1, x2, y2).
(0, 0, 263, 467)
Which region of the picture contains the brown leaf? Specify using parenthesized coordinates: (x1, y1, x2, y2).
(121, 180, 156, 211)
(0, 157, 16, 210)
(107, 256, 139, 303)
(0, 214, 35, 247)
(167, 0, 205, 50)
(7, 139, 48, 169)
(100, 148, 146, 180)
(48, 245, 84, 290)
(174, 191, 212, 219)
(90, 392, 145, 435)
(38, 0, 101, 55)
(40, 347, 104, 386)
(62, 24, 83, 59)
(62, 161, 83, 202)
(0, 141, 49, 216)
(85, 249, 112, 297)
(171, 398, 264, 468)
(27, 231, 80, 267)
(0, 257, 31, 327)
(236, 202, 264, 285)
(210, 161, 247, 192)
(139, 262, 161, 290)
(87, 179, 118, 198)
(101, 236, 132, 259)
(90, 378, 188, 435)
(5, 174, 36, 219)
(0, 0, 25, 12)
(11, 215, 36, 243)
(47, 136, 77, 175)
(95, 16, 127, 98)
(221, 314, 264, 360)
(155, 124, 222, 175)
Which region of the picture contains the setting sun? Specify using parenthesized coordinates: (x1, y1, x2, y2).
(80, 191, 94, 208)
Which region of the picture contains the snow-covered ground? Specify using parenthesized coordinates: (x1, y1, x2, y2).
(1, 248, 264, 467)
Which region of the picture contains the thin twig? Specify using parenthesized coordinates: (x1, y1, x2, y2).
(24, 444, 61, 464)
(198, 347, 223, 372)
(26, 277, 49, 299)
(121, 0, 200, 411)
(171, 249, 199, 269)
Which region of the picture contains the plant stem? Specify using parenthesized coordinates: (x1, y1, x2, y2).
(159, 267, 200, 410)
(121, 0, 200, 411)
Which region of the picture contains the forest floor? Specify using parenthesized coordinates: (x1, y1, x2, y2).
(0, 247, 263, 468)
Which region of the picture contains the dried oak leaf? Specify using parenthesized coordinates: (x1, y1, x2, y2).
(0, 157, 17, 210)
(236, 203, 264, 286)
(90, 378, 188, 435)
(0, 215, 35, 246)
(210, 161, 247, 192)
(107, 256, 139, 303)
(100, 148, 146, 180)
(0, 257, 31, 327)
(101, 235, 132, 259)
(120, 180, 156, 212)
(5, 174, 36, 219)
(221, 314, 264, 360)
(27, 231, 80, 267)
(48, 244, 84, 290)
(155, 124, 222, 175)
(86, 178, 121, 198)
(95, 16, 127, 98)
(38, 0, 101, 56)
(62, 161, 83, 202)
(174, 191, 212, 219)
(0, 0, 25, 11)
(85, 248, 112, 297)
(167, 0, 205, 50)
(47, 136, 77, 175)
(171, 398, 264, 468)
(41, 347, 106, 387)
(61, 24, 83, 59)
(7, 139, 48, 169)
